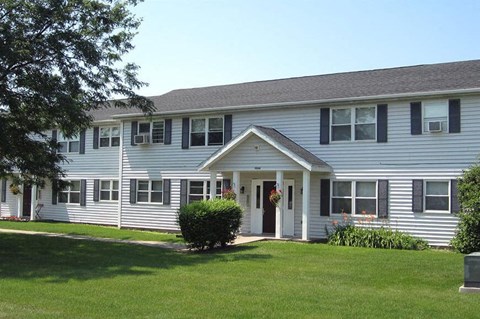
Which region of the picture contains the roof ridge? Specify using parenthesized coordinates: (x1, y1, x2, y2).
(146, 59, 480, 98)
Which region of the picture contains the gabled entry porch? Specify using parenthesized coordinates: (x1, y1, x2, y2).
(199, 125, 332, 240)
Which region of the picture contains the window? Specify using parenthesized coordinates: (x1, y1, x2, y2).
(423, 101, 448, 133)
(137, 180, 163, 203)
(100, 180, 119, 201)
(425, 181, 449, 211)
(188, 180, 222, 203)
(332, 181, 377, 215)
(58, 181, 80, 204)
(137, 121, 164, 144)
(100, 127, 120, 147)
(58, 132, 79, 153)
(190, 117, 224, 146)
(331, 107, 376, 142)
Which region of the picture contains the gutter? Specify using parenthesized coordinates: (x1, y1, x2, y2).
(112, 87, 480, 120)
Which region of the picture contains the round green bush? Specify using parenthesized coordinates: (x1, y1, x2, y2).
(177, 199, 243, 250)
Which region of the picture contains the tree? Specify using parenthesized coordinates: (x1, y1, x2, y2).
(0, 0, 153, 187)
(451, 163, 480, 253)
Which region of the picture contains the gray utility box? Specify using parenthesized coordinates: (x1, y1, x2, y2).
(464, 252, 480, 287)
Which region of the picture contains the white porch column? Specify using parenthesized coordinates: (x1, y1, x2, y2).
(232, 171, 240, 202)
(16, 185, 22, 218)
(30, 184, 38, 220)
(302, 170, 311, 240)
(275, 170, 284, 238)
(210, 171, 217, 199)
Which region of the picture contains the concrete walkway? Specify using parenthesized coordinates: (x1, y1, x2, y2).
(0, 228, 265, 250)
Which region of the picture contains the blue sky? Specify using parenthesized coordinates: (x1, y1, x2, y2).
(125, 0, 480, 96)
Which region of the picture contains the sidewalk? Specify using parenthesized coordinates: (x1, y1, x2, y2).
(0, 228, 265, 250)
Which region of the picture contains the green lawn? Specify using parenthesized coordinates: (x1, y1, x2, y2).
(0, 233, 478, 319)
(0, 221, 182, 243)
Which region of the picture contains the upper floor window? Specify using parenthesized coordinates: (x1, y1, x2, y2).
(331, 181, 377, 216)
(137, 180, 163, 203)
(58, 180, 80, 204)
(188, 180, 222, 203)
(58, 133, 79, 153)
(137, 121, 164, 144)
(100, 127, 120, 147)
(191, 117, 224, 146)
(331, 107, 376, 142)
(423, 101, 448, 133)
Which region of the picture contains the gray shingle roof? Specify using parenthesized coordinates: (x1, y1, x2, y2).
(253, 126, 330, 169)
(93, 59, 480, 120)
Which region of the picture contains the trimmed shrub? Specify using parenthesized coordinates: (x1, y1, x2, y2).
(177, 199, 243, 250)
(328, 225, 429, 250)
(451, 163, 480, 253)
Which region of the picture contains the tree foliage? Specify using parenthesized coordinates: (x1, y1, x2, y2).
(451, 163, 480, 253)
(0, 0, 153, 186)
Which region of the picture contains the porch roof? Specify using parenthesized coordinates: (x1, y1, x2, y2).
(198, 125, 332, 172)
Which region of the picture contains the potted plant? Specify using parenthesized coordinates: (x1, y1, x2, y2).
(222, 187, 236, 200)
(9, 184, 21, 195)
(269, 189, 282, 206)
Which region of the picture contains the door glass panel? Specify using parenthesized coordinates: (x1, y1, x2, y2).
(256, 185, 261, 209)
(288, 185, 293, 210)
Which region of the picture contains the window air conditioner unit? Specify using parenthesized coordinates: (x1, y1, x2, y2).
(428, 121, 442, 133)
(134, 134, 150, 144)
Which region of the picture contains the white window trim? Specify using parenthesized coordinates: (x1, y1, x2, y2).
(187, 180, 223, 203)
(137, 120, 165, 144)
(190, 116, 225, 147)
(422, 100, 449, 134)
(330, 106, 377, 143)
(331, 180, 378, 216)
(58, 132, 80, 153)
(136, 180, 163, 204)
(99, 180, 119, 202)
(99, 126, 120, 148)
(58, 180, 81, 204)
(424, 180, 450, 213)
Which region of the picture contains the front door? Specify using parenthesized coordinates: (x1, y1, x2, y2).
(262, 181, 276, 233)
(22, 184, 32, 217)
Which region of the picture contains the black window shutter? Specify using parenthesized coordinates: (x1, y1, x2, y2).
(164, 119, 172, 145)
(377, 104, 388, 143)
(52, 180, 58, 205)
(80, 179, 87, 206)
(131, 121, 138, 146)
(320, 179, 330, 216)
(410, 102, 422, 135)
(451, 179, 460, 214)
(449, 99, 461, 133)
(52, 129, 57, 142)
(93, 179, 100, 202)
(182, 118, 190, 149)
(377, 180, 389, 218)
(180, 179, 188, 206)
(320, 108, 330, 145)
(93, 127, 99, 149)
(412, 179, 423, 212)
(163, 179, 171, 205)
(1, 179, 6, 202)
(223, 179, 231, 190)
(224, 115, 233, 144)
(130, 179, 137, 204)
(79, 129, 86, 154)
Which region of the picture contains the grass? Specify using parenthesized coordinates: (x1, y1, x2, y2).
(0, 233, 479, 318)
(0, 220, 182, 243)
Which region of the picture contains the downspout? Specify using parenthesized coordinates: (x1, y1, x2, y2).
(117, 121, 124, 229)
